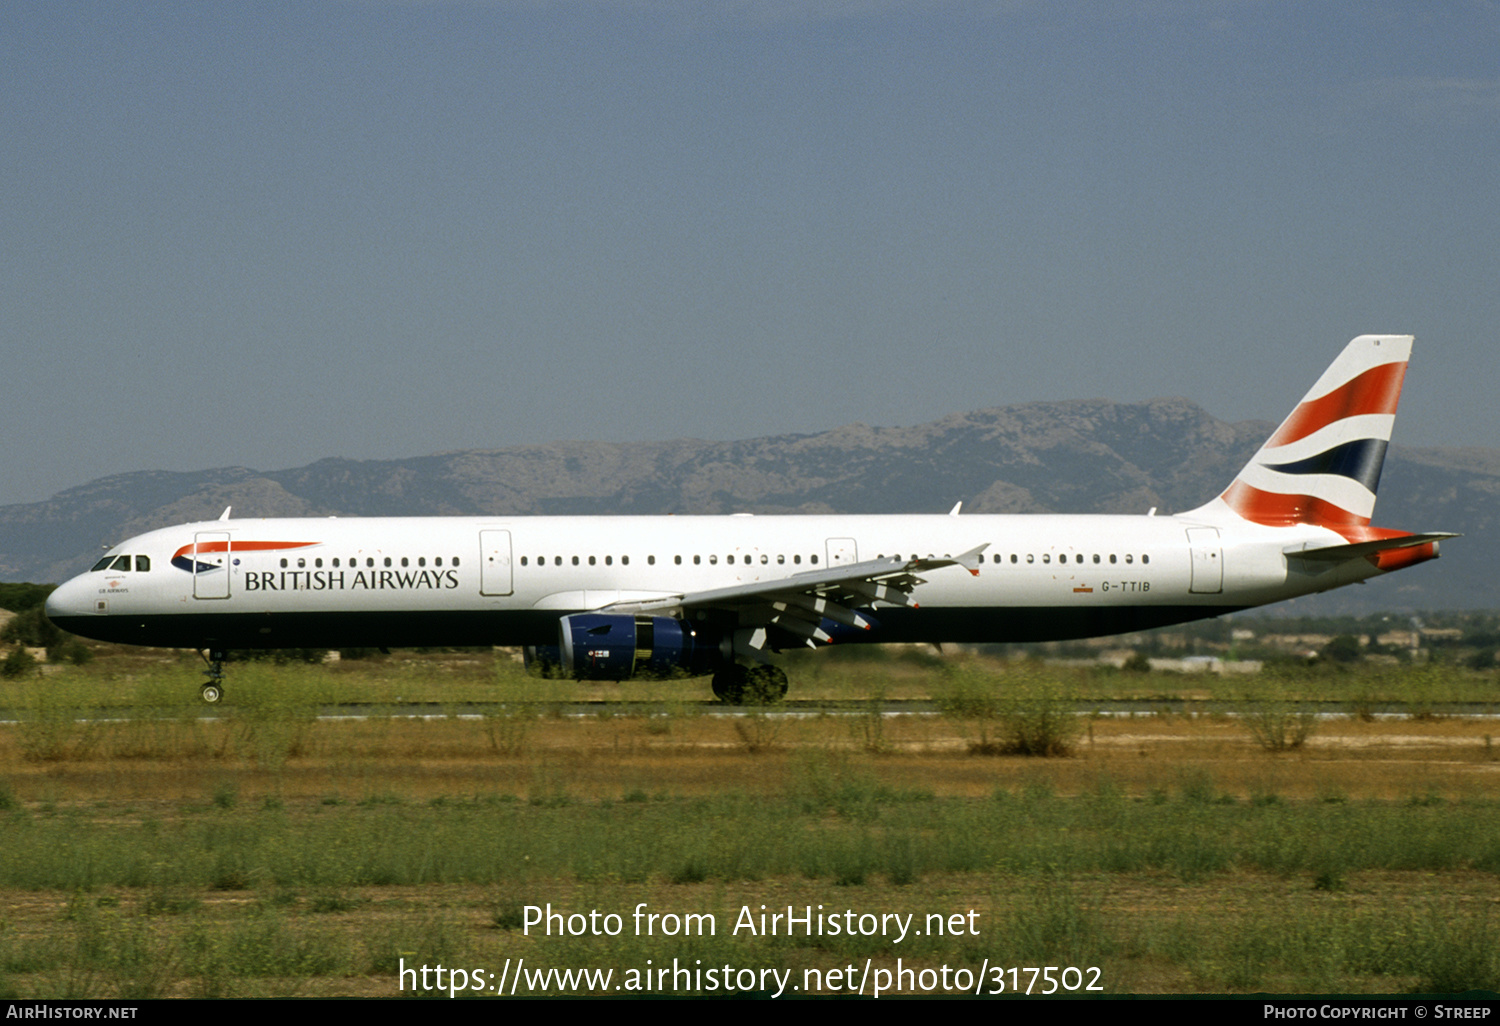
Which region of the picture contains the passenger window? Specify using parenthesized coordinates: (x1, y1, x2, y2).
(435, 557, 443, 567)
(452, 558, 460, 566)
(554, 557, 562, 566)
(572, 556, 580, 566)
(298, 558, 306, 568)
(419, 557, 426, 567)
(1125, 554, 1134, 564)
(589, 556, 596, 565)
(135, 555, 151, 572)
(367, 558, 375, 567)
(520, 557, 528, 566)
(709, 555, 718, 565)
(1109, 555, 1117, 564)
(1043, 554, 1051, 564)
(604, 556, 612, 566)
(1027, 554, 1034, 564)
(622, 556, 630, 566)
(694, 556, 701, 565)
(280, 558, 288, 568)
(1142, 554, 1150, 565)
(1093, 554, 1100, 564)
(384, 557, 392, 567)
(777, 555, 785, 564)
(315, 558, 323, 568)
(400, 557, 408, 568)
(793, 555, 801, 564)
(811, 555, 819, 564)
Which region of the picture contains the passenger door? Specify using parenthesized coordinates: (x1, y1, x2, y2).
(1186, 528, 1223, 594)
(480, 530, 514, 596)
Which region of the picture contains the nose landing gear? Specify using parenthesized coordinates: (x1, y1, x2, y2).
(198, 649, 227, 703)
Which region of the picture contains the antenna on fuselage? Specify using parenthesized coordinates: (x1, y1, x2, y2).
(219, 507, 232, 521)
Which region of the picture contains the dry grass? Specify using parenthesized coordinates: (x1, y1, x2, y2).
(1, 711, 1495, 806)
(3, 654, 1500, 998)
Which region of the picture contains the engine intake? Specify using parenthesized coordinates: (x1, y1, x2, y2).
(558, 614, 719, 680)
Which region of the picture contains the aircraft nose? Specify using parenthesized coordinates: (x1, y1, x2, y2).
(45, 574, 98, 631)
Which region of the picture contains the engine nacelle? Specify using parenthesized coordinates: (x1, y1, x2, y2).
(558, 614, 720, 681)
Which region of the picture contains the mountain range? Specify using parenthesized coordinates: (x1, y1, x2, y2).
(2, 397, 1492, 612)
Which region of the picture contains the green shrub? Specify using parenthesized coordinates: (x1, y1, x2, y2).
(1242, 674, 1318, 751)
(1, 646, 38, 679)
(996, 675, 1083, 756)
(2, 607, 62, 649)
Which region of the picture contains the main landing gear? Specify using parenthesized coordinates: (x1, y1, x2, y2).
(198, 649, 227, 704)
(710, 663, 789, 705)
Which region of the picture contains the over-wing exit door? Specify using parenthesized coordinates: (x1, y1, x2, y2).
(825, 538, 859, 566)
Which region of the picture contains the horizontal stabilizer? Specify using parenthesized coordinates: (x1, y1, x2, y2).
(1284, 532, 1458, 562)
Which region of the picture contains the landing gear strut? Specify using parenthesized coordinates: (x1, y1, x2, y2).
(711, 663, 788, 705)
(198, 649, 227, 704)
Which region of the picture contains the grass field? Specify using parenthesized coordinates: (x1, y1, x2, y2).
(1, 649, 1497, 998)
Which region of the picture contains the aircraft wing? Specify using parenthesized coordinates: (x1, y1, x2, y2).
(602, 544, 989, 648)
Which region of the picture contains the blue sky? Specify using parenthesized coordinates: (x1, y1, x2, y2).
(3, 1, 1496, 509)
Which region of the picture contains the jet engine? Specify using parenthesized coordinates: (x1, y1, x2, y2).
(553, 613, 721, 681)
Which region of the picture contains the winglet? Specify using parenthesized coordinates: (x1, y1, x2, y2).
(954, 543, 989, 576)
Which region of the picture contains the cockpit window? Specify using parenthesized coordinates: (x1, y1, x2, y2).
(91, 556, 115, 572)
(135, 555, 151, 572)
(110, 555, 132, 572)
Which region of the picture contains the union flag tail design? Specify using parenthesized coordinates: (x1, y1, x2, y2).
(1214, 334, 1412, 533)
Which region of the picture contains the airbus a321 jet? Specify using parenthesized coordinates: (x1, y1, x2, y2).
(46, 335, 1452, 703)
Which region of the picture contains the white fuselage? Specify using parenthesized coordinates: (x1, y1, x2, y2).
(45, 510, 1370, 653)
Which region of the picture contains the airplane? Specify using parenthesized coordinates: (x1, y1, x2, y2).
(44, 334, 1453, 704)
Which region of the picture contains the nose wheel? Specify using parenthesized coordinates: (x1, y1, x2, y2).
(198, 649, 227, 703)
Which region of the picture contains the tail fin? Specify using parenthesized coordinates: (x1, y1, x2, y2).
(1205, 334, 1412, 532)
